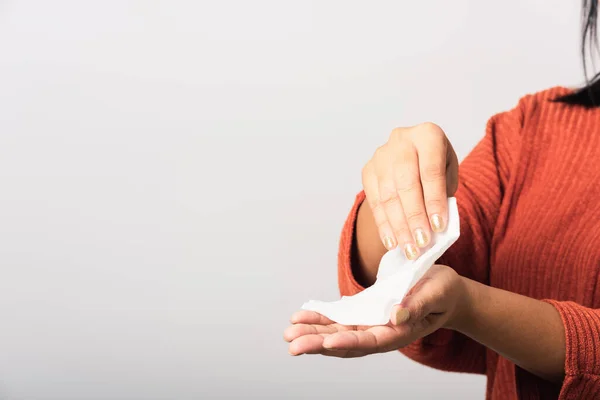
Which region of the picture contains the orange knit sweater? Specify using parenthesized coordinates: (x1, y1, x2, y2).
(337, 86, 600, 399)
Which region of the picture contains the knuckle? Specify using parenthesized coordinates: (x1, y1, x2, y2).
(420, 163, 446, 183)
(374, 216, 390, 230)
(383, 200, 401, 214)
(419, 121, 444, 135)
(393, 226, 411, 241)
(367, 196, 381, 210)
(411, 299, 427, 319)
(404, 208, 427, 223)
(373, 144, 387, 158)
(396, 182, 419, 194)
(378, 182, 397, 202)
(425, 198, 445, 212)
(395, 167, 420, 193)
(412, 122, 446, 142)
(431, 288, 445, 300)
(395, 145, 415, 162)
(389, 127, 407, 140)
(381, 192, 400, 207)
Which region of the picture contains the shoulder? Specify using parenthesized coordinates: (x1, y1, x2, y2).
(499, 86, 572, 119)
(489, 86, 589, 136)
(519, 85, 573, 104)
(516, 85, 574, 115)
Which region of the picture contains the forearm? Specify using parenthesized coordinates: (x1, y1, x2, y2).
(353, 201, 386, 287)
(453, 277, 566, 383)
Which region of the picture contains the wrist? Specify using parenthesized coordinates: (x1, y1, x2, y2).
(445, 276, 481, 332)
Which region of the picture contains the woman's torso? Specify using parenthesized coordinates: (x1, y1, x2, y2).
(488, 87, 600, 398)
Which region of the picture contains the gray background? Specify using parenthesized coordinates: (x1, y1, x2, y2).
(0, 0, 583, 399)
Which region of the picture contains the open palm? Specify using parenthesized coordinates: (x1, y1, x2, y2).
(284, 265, 465, 357)
(284, 309, 429, 357)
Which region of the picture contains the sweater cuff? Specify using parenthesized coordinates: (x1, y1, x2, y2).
(337, 190, 367, 296)
(542, 300, 600, 398)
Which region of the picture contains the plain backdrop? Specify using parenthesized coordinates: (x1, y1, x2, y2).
(0, 0, 584, 399)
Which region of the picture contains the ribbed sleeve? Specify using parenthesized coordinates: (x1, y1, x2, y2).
(337, 191, 367, 295)
(337, 97, 526, 374)
(542, 300, 600, 399)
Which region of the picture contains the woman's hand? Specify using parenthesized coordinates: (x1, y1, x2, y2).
(363, 123, 459, 260)
(284, 265, 471, 357)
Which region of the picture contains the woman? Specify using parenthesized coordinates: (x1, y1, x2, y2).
(284, 2, 600, 399)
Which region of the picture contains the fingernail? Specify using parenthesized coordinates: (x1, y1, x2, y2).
(383, 236, 396, 250)
(430, 214, 444, 232)
(404, 243, 419, 260)
(395, 308, 410, 325)
(414, 228, 429, 248)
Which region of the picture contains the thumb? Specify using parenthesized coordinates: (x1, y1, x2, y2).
(389, 265, 453, 326)
(390, 304, 411, 325)
(390, 289, 435, 326)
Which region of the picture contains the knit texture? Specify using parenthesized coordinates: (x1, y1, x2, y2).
(337, 86, 600, 399)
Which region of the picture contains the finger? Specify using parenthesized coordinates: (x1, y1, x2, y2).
(288, 334, 326, 355)
(322, 330, 378, 354)
(284, 323, 340, 342)
(389, 138, 428, 256)
(371, 144, 416, 256)
(363, 158, 397, 251)
(399, 293, 434, 322)
(289, 335, 364, 357)
(288, 334, 353, 357)
(320, 349, 368, 358)
(323, 326, 405, 354)
(318, 349, 364, 358)
(389, 305, 439, 347)
(290, 310, 335, 325)
(412, 124, 449, 233)
(375, 168, 416, 259)
(322, 326, 401, 354)
(395, 268, 450, 323)
(390, 304, 412, 326)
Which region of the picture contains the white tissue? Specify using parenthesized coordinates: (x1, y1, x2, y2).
(301, 197, 460, 326)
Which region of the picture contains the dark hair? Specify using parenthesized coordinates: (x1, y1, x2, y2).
(555, 0, 600, 107)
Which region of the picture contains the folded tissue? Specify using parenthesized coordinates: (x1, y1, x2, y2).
(301, 197, 460, 326)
